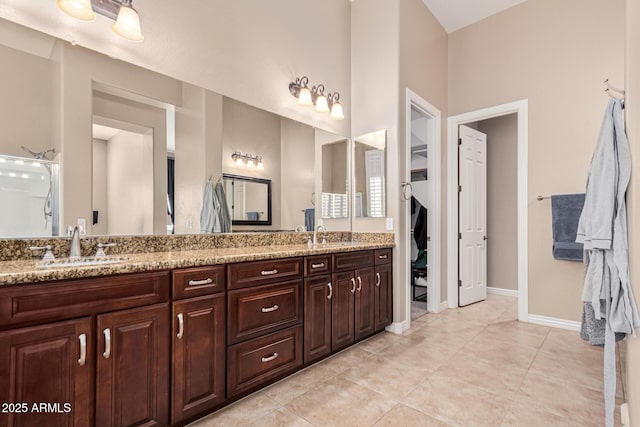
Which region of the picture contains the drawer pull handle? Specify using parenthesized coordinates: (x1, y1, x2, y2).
(327, 282, 332, 299)
(311, 262, 325, 269)
(357, 276, 362, 292)
(375, 272, 381, 287)
(261, 269, 279, 276)
(177, 313, 184, 339)
(78, 333, 87, 366)
(379, 254, 388, 259)
(350, 278, 356, 294)
(261, 304, 279, 313)
(261, 352, 279, 363)
(188, 278, 213, 286)
(103, 328, 111, 359)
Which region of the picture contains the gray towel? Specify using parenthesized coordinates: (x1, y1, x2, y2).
(580, 302, 625, 345)
(214, 182, 231, 233)
(200, 181, 215, 233)
(304, 208, 315, 232)
(247, 211, 259, 221)
(551, 193, 585, 261)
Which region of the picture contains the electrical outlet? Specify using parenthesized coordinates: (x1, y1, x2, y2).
(77, 218, 86, 235)
(386, 217, 393, 230)
(187, 218, 193, 229)
(621, 403, 629, 427)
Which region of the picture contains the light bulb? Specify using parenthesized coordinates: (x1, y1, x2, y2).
(247, 158, 254, 168)
(257, 159, 264, 170)
(235, 156, 244, 166)
(297, 87, 313, 107)
(315, 95, 330, 113)
(330, 101, 344, 120)
(112, 4, 144, 42)
(57, 0, 96, 21)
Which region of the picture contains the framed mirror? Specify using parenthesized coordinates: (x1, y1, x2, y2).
(353, 130, 386, 218)
(223, 174, 272, 226)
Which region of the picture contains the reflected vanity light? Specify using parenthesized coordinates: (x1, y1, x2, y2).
(56, 0, 144, 42)
(232, 152, 264, 170)
(289, 76, 344, 120)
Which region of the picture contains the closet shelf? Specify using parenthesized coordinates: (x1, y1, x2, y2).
(411, 144, 428, 158)
(411, 168, 427, 181)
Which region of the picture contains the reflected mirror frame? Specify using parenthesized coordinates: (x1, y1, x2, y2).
(222, 173, 272, 226)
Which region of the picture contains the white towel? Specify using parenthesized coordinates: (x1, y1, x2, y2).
(200, 181, 215, 233)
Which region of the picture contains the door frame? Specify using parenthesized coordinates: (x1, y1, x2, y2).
(446, 99, 529, 321)
(405, 88, 442, 320)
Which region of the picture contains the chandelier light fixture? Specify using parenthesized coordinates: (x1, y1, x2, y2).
(56, 0, 144, 42)
(289, 76, 344, 120)
(231, 152, 264, 170)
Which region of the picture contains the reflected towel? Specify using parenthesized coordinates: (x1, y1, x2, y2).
(200, 182, 215, 233)
(214, 182, 231, 233)
(247, 211, 259, 221)
(304, 208, 315, 232)
(551, 193, 584, 261)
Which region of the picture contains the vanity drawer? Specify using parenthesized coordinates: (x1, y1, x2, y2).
(227, 325, 302, 398)
(172, 265, 225, 299)
(304, 255, 331, 276)
(374, 249, 392, 265)
(227, 258, 303, 290)
(227, 279, 303, 345)
(0, 272, 170, 329)
(332, 251, 374, 272)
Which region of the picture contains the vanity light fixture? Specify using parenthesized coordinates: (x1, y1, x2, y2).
(232, 152, 264, 170)
(56, 0, 144, 42)
(289, 76, 344, 120)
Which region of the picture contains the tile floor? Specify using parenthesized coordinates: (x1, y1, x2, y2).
(189, 294, 622, 427)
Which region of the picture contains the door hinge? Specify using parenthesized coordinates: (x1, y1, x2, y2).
(458, 279, 462, 287)
(458, 185, 462, 193)
(458, 232, 462, 240)
(458, 138, 462, 146)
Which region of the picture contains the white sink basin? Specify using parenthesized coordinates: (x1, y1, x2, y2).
(37, 256, 130, 269)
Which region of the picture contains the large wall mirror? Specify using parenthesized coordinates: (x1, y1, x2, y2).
(223, 174, 272, 226)
(353, 130, 387, 218)
(0, 17, 344, 237)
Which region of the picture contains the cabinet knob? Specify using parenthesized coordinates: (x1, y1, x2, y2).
(103, 328, 111, 359)
(327, 282, 332, 300)
(78, 333, 87, 366)
(350, 278, 356, 294)
(357, 276, 362, 292)
(261, 304, 279, 313)
(261, 353, 279, 363)
(375, 273, 381, 287)
(188, 278, 213, 286)
(311, 262, 325, 269)
(260, 269, 279, 276)
(177, 313, 184, 339)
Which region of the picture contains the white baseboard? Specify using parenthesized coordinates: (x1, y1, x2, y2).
(487, 287, 518, 298)
(528, 314, 581, 332)
(439, 301, 448, 312)
(386, 320, 409, 335)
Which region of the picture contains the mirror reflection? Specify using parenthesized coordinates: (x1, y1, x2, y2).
(353, 130, 387, 218)
(223, 174, 272, 225)
(321, 139, 349, 219)
(0, 18, 346, 237)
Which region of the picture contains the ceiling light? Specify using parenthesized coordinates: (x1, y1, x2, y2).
(112, 0, 144, 42)
(57, 0, 96, 21)
(289, 76, 344, 120)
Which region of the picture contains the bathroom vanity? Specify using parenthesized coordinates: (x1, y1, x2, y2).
(0, 241, 393, 427)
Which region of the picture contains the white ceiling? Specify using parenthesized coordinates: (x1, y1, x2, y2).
(421, 0, 528, 33)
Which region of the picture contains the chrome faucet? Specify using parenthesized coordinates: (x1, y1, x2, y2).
(68, 225, 84, 258)
(314, 224, 326, 246)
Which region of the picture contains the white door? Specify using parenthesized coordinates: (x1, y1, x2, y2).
(458, 125, 487, 306)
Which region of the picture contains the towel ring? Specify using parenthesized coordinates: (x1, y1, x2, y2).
(401, 182, 413, 201)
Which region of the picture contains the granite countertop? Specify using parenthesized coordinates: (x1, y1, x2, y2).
(0, 242, 394, 286)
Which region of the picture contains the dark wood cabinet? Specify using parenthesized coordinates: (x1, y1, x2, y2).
(171, 294, 225, 424)
(354, 267, 375, 341)
(374, 263, 393, 332)
(95, 303, 170, 427)
(331, 271, 355, 351)
(303, 275, 332, 364)
(0, 318, 92, 427)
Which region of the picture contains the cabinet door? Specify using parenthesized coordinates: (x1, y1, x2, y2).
(331, 271, 355, 352)
(171, 295, 226, 424)
(354, 267, 375, 341)
(0, 318, 91, 427)
(374, 264, 393, 332)
(96, 304, 169, 427)
(303, 275, 332, 364)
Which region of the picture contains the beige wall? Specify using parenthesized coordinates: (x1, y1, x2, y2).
(625, 0, 640, 423)
(478, 114, 518, 291)
(399, 0, 449, 306)
(222, 97, 282, 230)
(449, 0, 625, 320)
(91, 138, 108, 235)
(0, 1, 351, 137)
(280, 118, 315, 230)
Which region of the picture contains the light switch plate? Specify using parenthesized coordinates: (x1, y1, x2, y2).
(621, 403, 629, 427)
(77, 218, 86, 234)
(386, 218, 393, 230)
